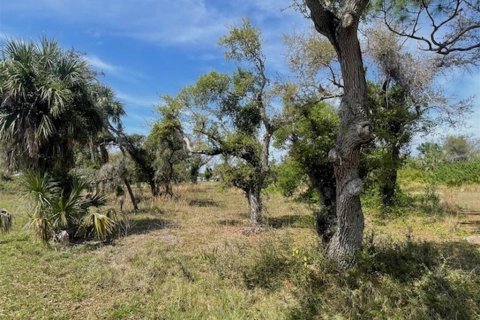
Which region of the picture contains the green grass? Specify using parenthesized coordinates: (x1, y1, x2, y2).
(0, 182, 479, 319)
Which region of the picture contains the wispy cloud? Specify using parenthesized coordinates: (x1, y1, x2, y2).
(85, 54, 147, 85)
(117, 91, 157, 108)
(0, 0, 305, 47)
(85, 55, 119, 74)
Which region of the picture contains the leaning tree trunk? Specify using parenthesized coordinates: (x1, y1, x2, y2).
(307, 0, 371, 266)
(124, 178, 138, 211)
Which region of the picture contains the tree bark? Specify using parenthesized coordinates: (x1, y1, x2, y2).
(247, 186, 262, 225)
(248, 131, 272, 225)
(307, 0, 371, 266)
(149, 178, 159, 197)
(124, 178, 138, 211)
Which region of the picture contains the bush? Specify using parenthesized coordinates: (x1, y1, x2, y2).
(432, 160, 480, 186)
(209, 233, 480, 319)
(22, 171, 127, 243)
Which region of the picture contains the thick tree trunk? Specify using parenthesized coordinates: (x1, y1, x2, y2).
(327, 27, 371, 265)
(306, 1, 371, 266)
(247, 187, 262, 225)
(124, 178, 138, 211)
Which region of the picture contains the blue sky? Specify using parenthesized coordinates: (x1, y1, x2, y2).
(0, 0, 478, 141)
(0, 0, 309, 135)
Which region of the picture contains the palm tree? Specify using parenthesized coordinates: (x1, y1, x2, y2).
(84, 83, 126, 166)
(0, 38, 105, 179)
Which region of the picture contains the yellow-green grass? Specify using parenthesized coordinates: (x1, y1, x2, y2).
(0, 183, 479, 319)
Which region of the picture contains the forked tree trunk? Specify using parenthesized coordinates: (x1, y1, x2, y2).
(307, 0, 371, 266)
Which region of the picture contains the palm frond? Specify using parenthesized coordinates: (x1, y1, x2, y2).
(82, 210, 115, 241)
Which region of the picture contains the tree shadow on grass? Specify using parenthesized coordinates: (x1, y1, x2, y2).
(218, 219, 242, 226)
(127, 217, 176, 236)
(71, 217, 176, 251)
(266, 214, 314, 229)
(459, 220, 480, 229)
(360, 241, 480, 281)
(188, 199, 220, 207)
(127, 207, 167, 215)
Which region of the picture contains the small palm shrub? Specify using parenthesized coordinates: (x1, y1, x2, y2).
(22, 171, 127, 243)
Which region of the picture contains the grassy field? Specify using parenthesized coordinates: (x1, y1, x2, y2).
(0, 182, 479, 319)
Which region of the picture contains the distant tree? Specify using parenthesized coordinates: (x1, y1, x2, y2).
(149, 101, 188, 197)
(182, 20, 282, 225)
(204, 167, 213, 182)
(443, 135, 474, 162)
(417, 142, 444, 171)
(97, 156, 138, 211)
(365, 26, 471, 209)
(188, 155, 209, 184)
(116, 133, 159, 197)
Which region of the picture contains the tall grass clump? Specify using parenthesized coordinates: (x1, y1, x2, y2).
(204, 232, 480, 319)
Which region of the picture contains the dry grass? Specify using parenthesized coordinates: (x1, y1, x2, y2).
(0, 182, 479, 319)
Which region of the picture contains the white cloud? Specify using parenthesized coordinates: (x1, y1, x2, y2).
(85, 55, 119, 74)
(117, 91, 157, 108)
(85, 54, 147, 85)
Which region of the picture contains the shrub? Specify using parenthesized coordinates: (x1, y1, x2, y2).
(432, 160, 480, 186)
(22, 171, 127, 243)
